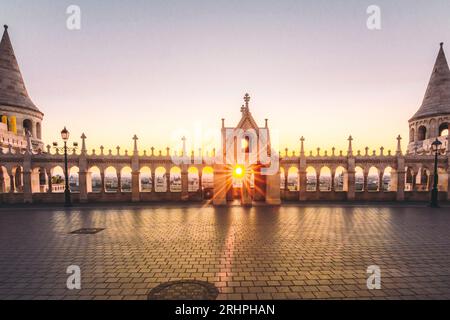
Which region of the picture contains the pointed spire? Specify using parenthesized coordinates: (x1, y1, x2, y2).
(300, 136, 305, 157)
(133, 135, 139, 155)
(0, 25, 41, 112)
(411, 42, 450, 120)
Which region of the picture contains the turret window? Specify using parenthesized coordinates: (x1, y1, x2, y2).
(439, 123, 448, 137)
(23, 119, 32, 136)
(418, 126, 427, 141)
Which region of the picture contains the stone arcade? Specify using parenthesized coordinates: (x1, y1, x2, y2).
(1, 25, 449, 205)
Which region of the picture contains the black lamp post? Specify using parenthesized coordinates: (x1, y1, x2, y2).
(53, 127, 78, 207)
(430, 138, 443, 208)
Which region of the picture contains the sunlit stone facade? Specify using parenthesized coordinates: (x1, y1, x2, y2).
(0, 26, 449, 205)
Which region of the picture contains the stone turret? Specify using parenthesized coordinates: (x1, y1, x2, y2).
(0, 25, 44, 151)
(408, 43, 449, 154)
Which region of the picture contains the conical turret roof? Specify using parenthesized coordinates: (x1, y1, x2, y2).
(0, 25, 41, 113)
(411, 43, 450, 121)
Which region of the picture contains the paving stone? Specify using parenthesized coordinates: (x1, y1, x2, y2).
(1, 205, 450, 300)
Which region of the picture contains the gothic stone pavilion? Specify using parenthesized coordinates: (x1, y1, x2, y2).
(0, 25, 449, 205)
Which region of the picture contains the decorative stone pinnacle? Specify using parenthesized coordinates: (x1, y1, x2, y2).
(300, 137, 305, 156)
(441, 42, 444, 48)
(3, 25, 8, 30)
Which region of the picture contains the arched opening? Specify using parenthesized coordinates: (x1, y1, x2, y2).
(418, 126, 427, 141)
(36, 122, 42, 139)
(12, 166, 24, 193)
(439, 123, 449, 137)
(382, 167, 393, 192)
(355, 167, 364, 192)
(202, 166, 214, 199)
(22, 119, 32, 135)
(69, 166, 80, 193)
(367, 167, 380, 192)
(170, 167, 182, 192)
(51, 166, 65, 193)
(104, 166, 118, 193)
(155, 167, 167, 192)
(30, 168, 43, 193)
(280, 168, 286, 190)
(417, 167, 431, 192)
(405, 167, 416, 191)
(306, 167, 317, 192)
(438, 167, 448, 192)
(188, 167, 199, 192)
(334, 166, 348, 192)
(409, 127, 415, 143)
(202, 166, 214, 189)
(319, 167, 332, 192)
(88, 166, 102, 193)
(1, 115, 8, 131)
(120, 167, 132, 192)
(287, 167, 299, 191)
(140, 166, 152, 192)
(0, 166, 11, 193)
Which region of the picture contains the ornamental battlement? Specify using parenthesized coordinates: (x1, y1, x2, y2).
(0, 25, 449, 205)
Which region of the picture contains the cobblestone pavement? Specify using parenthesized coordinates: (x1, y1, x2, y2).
(1, 204, 450, 300)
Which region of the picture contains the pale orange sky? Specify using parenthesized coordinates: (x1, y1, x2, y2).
(1, 0, 449, 154)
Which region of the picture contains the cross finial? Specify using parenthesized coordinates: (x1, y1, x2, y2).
(396, 135, 402, 156)
(3, 25, 8, 31)
(347, 135, 353, 156)
(244, 93, 250, 109)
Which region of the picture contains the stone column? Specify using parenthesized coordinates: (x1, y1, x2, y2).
(198, 171, 203, 194)
(46, 168, 52, 193)
(79, 170, 88, 202)
(151, 168, 156, 193)
(9, 173, 15, 193)
(284, 166, 289, 191)
(100, 170, 106, 193)
(131, 171, 140, 202)
(379, 171, 384, 192)
(298, 137, 306, 201)
(23, 154, 32, 203)
(0, 169, 5, 193)
(331, 171, 335, 192)
(347, 157, 356, 200)
(213, 164, 227, 206)
(166, 168, 171, 195)
(364, 171, 369, 192)
(78, 141, 88, 202)
(316, 171, 320, 192)
(396, 157, 406, 201)
(131, 135, 141, 202)
(117, 172, 122, 193)
(181, 165, 189, 201)
(266, 170, 281, 205)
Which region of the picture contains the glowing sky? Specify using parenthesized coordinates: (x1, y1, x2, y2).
(1, 0, 449, 154)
